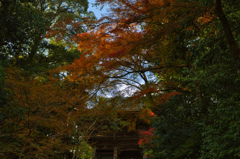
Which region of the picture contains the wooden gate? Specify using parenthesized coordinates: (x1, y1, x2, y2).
(89, 111, 149, 159)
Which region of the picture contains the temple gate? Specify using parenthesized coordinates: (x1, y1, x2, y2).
(88, 111, 149, 159)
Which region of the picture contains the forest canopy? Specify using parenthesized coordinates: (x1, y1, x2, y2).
(1, 0, 240, 158)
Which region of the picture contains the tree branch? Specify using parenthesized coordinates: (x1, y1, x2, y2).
(215, 0, 240, 60)
(108, 66, 184, 79)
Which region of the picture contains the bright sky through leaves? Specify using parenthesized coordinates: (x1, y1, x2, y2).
(88, 0, 109, 19)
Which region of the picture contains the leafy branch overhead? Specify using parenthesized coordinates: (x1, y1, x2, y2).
(1, 0, 240, 158)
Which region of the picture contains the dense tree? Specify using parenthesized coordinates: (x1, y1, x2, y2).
(149, 0, 240, 158)
(0, 0, 94, 73)
(1, 68, 95, 158)
(1, 0, 240, 158)
(0, 0, 96, 158)
(64, 0, 240, 158)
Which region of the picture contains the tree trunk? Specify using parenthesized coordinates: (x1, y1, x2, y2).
(215, 0, 240, 60)
(92, 147, 96, 159)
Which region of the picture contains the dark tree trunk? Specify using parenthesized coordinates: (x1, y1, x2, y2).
(215, 0, 240, 60)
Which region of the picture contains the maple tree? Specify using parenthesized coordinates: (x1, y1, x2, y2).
(1, 68, 91, 158)
(63, 0, 240, 158)
(56, 0, 213, 119)
(0, 0, 96, 158)
(138, 128, 155, 157)
(1, 0, 240, 158)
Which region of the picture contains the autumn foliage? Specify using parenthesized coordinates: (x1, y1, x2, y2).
(138, 128, 155, 149)
(40, 0, 214, 155)
(3, 68, 91, 158)
(2, 0, 240, 158)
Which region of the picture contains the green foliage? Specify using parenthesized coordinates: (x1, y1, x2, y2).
(149, 0, 240, 158)
(152, 94, 202, 159)
(0, 0, 91, 74)
(1, 0, 240, 158)
(151, 47, 240, 158)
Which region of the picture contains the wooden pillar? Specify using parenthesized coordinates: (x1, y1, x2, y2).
(143, 154, 148, 159)
(92, 147, 96, 159)
(114, 147, 118, 159)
